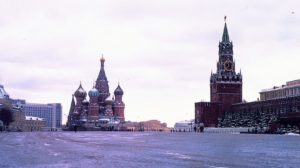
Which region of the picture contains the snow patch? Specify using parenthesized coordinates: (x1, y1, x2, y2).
(285, 133, 300, 136)
(53, 153, 60, 156)
(164, 151, 191, 160)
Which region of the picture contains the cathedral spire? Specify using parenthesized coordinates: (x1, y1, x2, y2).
(67, 94, 76, 127)
(218, 17, 233, 56)
(69, 95, 75, 115)
(100, 54, 105, 68)
(97, 54, 108, 81)
(222, 16, 230, 43)
(96, 54, 110, 102)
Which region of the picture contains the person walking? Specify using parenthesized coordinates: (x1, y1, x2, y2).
(74, 125, 77, 133)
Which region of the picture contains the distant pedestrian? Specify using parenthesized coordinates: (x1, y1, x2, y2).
(74, 125, 77, 133)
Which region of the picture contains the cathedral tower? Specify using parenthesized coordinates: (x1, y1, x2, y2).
(67, 95, 75, 127)
(113, 84, 125, 122)
(88, 85, 100, 121)
(210, 19, 243, 109)
(95, 55, 110, 104)
(104, 96, 114, 118)
(73, 83, 87, 121)
(67, 55, 126, 130)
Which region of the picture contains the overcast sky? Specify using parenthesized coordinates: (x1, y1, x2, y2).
(1, 0, 300, 126)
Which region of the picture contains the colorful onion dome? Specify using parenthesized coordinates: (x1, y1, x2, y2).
(88, 86, 100, 97)
(114, 84, 124, 96)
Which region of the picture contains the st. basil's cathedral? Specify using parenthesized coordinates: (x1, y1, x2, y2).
(67, 55, 125, 129)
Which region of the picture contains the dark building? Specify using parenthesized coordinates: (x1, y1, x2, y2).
(0, 84, 46, 131)
(67, 55, 125, 129)
(195, 19, 300, 133)
(220, 91, 300, 133)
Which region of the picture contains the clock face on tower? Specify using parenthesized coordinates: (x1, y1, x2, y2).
(224, 60, 233, 71)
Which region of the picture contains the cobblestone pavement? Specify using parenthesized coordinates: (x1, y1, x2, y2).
(0, 132, 300, 168)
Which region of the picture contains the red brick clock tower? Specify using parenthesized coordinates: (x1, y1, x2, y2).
(195, 18, 243, 127)
(210, 20, 243, 110)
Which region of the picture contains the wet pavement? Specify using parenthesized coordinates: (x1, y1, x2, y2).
(0, 132, 300, 168)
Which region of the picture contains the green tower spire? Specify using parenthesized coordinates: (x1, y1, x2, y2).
(222, 22, 230, 43)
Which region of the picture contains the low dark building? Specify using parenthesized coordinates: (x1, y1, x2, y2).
(0, 84, 47, 132)
(220, 96, 300, 132)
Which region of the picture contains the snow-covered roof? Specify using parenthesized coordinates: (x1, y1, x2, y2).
(175, 119, 194, 124)
(260, 84, 300, 93)
(260, 79, 300, 93)
(25, 116, 45, 121)
(174, 119, 195, 128)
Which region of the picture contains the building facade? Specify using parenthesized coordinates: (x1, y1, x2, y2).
(22, 103, 62, 129)
(121, 120, 168, 132)
(67, 55, 125, 130)
(260, 79, 300, 101)
(23, 116, 46, 131)
(173, 120, 195, 132)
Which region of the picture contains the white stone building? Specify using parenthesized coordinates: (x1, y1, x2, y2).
(260, 79, 300, 101)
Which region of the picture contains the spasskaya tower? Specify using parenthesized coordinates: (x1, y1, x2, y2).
(210, 19, 242, 108)
(195, 17, 243, 127)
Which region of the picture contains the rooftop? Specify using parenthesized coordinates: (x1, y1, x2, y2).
(260, 79, 300, 93)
